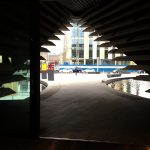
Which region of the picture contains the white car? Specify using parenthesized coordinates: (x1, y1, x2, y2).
(59, 68, 73, 73)
(82, 68, 95, 73)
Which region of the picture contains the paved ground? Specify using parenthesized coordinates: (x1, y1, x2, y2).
(40, 73, 150, 145)
(1, 138, 149, 150)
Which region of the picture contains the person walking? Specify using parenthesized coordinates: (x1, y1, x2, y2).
(75, 66, 78, 76)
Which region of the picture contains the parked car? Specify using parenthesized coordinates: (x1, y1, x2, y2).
(72, 67, 82, 73)
(82, 68, 95, 73)
(137, 70, 145, 74)
(59, 68, 73, 73)
(107, 69, 122, 78)
(113, 69, 129, 74)
(107, 72, 121, 78)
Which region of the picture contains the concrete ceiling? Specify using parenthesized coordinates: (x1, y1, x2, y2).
(0, 0, 150, 76)
(40, 0, 110, 14)
(40, 0, 150, 74)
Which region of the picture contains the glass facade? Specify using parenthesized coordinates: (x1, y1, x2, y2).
(89, 37, 93, 59)
(105, 47, 108, 59)
(71, 21, 84, 64)
(97, 45, 100, 58)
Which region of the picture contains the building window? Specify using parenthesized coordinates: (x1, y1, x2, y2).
(72, 49, 76, 58)
(112, 53, 115, 59)
(89, 44, 92, 48)
(89, 43, 93, 58)
(79, 60, 84, 64)
(97, 47, 100, 57)
(93, 59, 97, 65)
(105, 47, 108, 59)
(86, 59, 93, 65)
(72, 44, 76, 47)
(89, 50, 92, 58)
(105, 50, 108, 59)
(79, 50, 84, 58)
(89, 37, 93, 45)
(79, 44, 84, 47)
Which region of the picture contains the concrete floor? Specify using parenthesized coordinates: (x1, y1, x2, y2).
(40, 74, 150, 145)
(1, 138, 149, 150)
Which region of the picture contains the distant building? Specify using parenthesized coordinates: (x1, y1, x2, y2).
(63, 19, 135, 66)
(40, 52, 61, 65)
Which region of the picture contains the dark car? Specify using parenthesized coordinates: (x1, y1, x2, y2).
(72, 67, 82, 73)
(113, 69, 129, 74)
